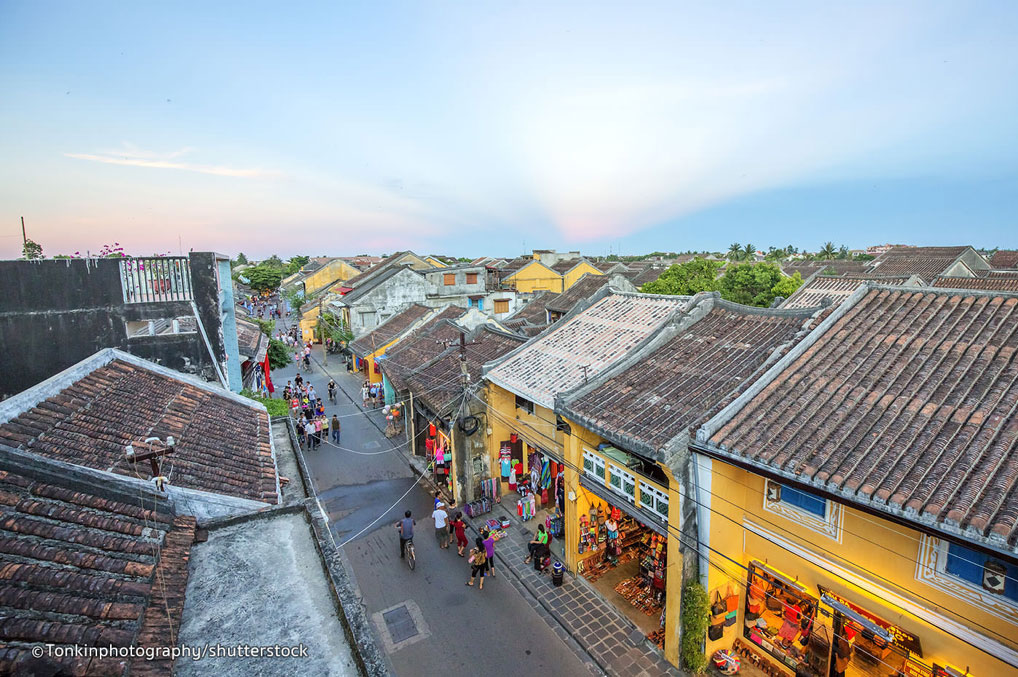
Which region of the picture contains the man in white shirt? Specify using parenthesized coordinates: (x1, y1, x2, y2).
(432, 502, 450, 549)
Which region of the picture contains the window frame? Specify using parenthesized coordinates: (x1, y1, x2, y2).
(466, 272, 478, 284)
(493, 298, 510, 314)
(443, 273, 456, 286)
(514, 394, 534, 415)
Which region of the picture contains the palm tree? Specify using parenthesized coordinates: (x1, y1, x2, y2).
(818, 242, 837, 260)
(837, 245, 849, 259)
(727, 243, 742, 261)
(743, 243, 756, 261)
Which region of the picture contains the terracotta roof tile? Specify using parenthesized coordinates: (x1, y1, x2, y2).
(780, 275, 912, 310)
(706, 285, 1018, 549)
(866, 245, 970, 280)
(486, 292, 688, 408)
(932, 275, 1018, 292)
(349, 304, 432, 357)
(380, 307, 466, 391)
(561, 296, 817, 458)
(0, 360, 278, 504)
(0, 461, 194, 677)
(989, 250, 1018, 270)
(545, 273, 614, 314)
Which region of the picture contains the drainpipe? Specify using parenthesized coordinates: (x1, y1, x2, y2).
(190, 301, 229, 389)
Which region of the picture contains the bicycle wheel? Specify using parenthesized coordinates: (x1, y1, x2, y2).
(407, 545, 416, 570)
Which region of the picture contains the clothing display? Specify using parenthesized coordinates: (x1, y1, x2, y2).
(517, 494, 536, 520)
(480, 478, 501, 501)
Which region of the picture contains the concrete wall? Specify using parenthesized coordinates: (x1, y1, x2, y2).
(344, 269, 428, 336)
(0, 255, 228, 398)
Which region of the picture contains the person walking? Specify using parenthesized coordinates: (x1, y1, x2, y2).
(331, 414, 341, 444)
(465, 537, 487, 590)
(482, 527, 497, 578)
(361, 383, 369, 408)
(450, 512, 468, 556)
(314, 416, 323, 449)
(432, 501, 450, 549)
(303, 418, 315, 450)
(320, 415, 329, 445)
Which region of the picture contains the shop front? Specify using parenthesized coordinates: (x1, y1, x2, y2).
(494, 434, 567, 561)
(571, 445, 671, 648)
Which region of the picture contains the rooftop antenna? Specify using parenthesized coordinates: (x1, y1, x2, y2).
(125, 436, 176, 491)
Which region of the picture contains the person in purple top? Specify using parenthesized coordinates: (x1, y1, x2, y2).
(481, 527, 496, 579)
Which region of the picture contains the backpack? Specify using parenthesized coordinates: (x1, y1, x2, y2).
(473, 548, 487, 567)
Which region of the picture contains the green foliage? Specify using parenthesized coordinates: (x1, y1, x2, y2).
(252, 317, 275, 337)
(21, 239, 44, 260)
(267, 338, 292, 370)
(641, 258, 723, 295)
(681, 581, 710, 673)
(246, 264, 284, 292)
(718, 262, 789, 307)
(284, 255, 310, 275)
(240, 389, 291, 416)
(772, 271, 804, 300)
(263, 254, 284, 267)
(818, 242, 837, 260)
(457, 257, 472, 262)
(317, 311, 353, 345)
(727, 242, 743, 261)
(234, 252, 248, 267)
(282, 287, 305, 315)
(854, 252, 875, 261)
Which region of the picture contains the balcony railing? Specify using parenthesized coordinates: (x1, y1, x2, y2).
(121, 257, 193, 303)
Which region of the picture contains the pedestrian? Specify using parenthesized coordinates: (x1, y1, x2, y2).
(331, 414, 341, 444)
(465, 537, 487, 590)
(482, 527, 496, 578)
(397, 510, 416, 559)
(314, 416, 323, 448)
(294, 372, 303, 389)
(361, 383, 369, 407)
(450, 512, 468, 556)
(371, 384, 379, 408)
(303, 418, 315, 450)
(432, 501, 450, 549)
(321, 414, 329, 444)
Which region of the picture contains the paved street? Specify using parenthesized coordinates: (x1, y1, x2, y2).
(269, 330, 601, 677)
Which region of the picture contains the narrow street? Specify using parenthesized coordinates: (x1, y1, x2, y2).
(269, 329, 601, 677)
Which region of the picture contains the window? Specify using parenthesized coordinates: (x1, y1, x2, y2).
(640, 481, 668, 519)
(443, 273, 456, 286)
(494, 299, 510, 314)
(609, 466, 636, 503)
(125, 317, 197, 338)
(769, 482, 826, 517)
(466, 273, 478, 284)
(359, 311, 377, 326)
(945, 542, 1018, 602)
(583, 450, 606, 483)
(469, 298, 484, 310)
(514, 395, 534, 415)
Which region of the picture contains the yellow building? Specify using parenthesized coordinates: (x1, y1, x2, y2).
(555, 259, 603, 290)
(424, 255, 448, 268)
(690, 285, 1018, 677)
(303, 258, 360, 296)
(501, 257, 605, 293)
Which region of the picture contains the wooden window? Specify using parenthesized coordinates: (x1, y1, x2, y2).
(515, 394, 534, 415)
(466, 273, 478, 284)
(494, 299, 510, 314)
(443, 273, 456, 285)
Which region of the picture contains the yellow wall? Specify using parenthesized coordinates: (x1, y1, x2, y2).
(425, 256, 448, 268)
(504, 262, 564, 293)
(562, 261, 603, 290)
(701, 458, 1018, 676)
(304, 259, 360, 295)
(299, 303, 321, 340)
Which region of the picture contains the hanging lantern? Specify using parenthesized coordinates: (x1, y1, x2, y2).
(510, 433, 518, 443)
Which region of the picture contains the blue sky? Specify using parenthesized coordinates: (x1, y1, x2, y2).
(1, 1, 1016, 259)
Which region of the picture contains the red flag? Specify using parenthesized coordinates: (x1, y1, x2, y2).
(263, 352, 274, 394)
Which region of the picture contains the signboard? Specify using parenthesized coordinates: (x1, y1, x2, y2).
(818, 585, 923, 656)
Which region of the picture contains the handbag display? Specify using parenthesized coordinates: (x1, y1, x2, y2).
(708, 623, 724, 641)
(711, 590, 727, 617)
(725, 585, 739, 612)
(724, 610, 738, 627)
(806, 625, 830, 673)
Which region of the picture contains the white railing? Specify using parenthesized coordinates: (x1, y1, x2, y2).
(121, 257, 193, 303)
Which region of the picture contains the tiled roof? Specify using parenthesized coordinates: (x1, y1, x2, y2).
(0, 358, 278, 504)
(550, 258, 584, 274)
(407, 327, 526, 415)
(781, 260, 870, 279)
(338, 265, 414, 305)
(499, 257, 532, 273)
(560, 294, 818, 459)
(343, 251, 408, 288)
(235, 318, 265, 358)
(780, 274, 913, 310)
(380, 307, 466, 391)
(866, 245, 969, 280)
(932, 275, 1018, 292)
(621, 266, 667, 288)
(503, 290, 559, 329)
(485, 292, 688, 409)
(0, 454, 195, 676)
(545, 273, 632, 315)
(349, 304, 432, 357)
(703, 285, 1018, 550)
(989, 250, 1018, 269)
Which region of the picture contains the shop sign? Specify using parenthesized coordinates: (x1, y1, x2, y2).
(932, 665, 969, 677)
(818, 585, 923, 656)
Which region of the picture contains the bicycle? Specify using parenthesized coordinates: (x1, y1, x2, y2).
(405, 538, 416, 570)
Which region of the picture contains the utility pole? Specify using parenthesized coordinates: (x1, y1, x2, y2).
(21, 217, 26, 245)
(125, 436, 176, 491)
(319, 297, 327, 366)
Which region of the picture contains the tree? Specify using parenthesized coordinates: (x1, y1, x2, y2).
(263, 254, 283, 268)
(235, 252, 248, 266)
(316, 311, 353, 346)
(772, 272, 804, 300)
(246, 264, 283, 292)
(641, 258, 724, 296)
(743, 243, 756, 261)
(854, 252, 875, 261)
(21, 239, 43, 260)
(266, 338, 292, 370)
(718, 262, 792, 307)
(284, 255, 310, 275)
(837, 245, 849, 260)
(818, 242, 837, 260)
(727, 243, 743, 261)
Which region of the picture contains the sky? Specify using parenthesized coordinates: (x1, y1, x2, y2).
(1, 1, 1017, 260)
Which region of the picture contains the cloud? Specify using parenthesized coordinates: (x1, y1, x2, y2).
(65, 145, 278, 178)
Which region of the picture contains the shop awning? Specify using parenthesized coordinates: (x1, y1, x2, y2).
(336, 286, 354, 295)
(579, 476, 668, 536)
(821, 595, 895, 645)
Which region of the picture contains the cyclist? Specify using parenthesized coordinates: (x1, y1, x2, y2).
(396, 510, 416, 559)
(328, 379, 337, 403)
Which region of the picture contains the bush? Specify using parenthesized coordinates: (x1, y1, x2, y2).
(240, 389, 291, 416)
(681, 580, 710, 673)
(267, 339, 292, 370)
